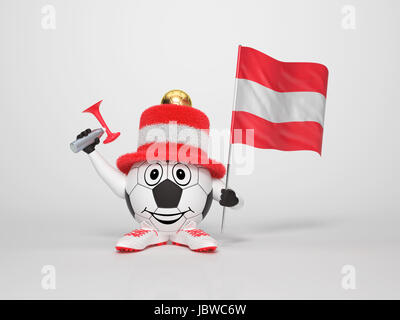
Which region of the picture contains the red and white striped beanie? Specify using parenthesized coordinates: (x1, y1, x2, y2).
(116, 104, 226, 179)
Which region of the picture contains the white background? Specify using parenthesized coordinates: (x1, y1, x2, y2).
(0, 0, 399, 299)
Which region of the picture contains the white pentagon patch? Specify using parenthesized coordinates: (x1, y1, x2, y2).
(129, 184, 157, 218)
(198, 167, 213, 194)
(178, 184, 207, 219)
(137, 161, 168, 189)
(170, 163, 199, 190)
(134, 213, 150, 224)
(184, 212, 203, 224)
(125, 167, 138, 195)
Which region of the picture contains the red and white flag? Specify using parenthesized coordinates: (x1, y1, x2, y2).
(231, 46, 329, 154)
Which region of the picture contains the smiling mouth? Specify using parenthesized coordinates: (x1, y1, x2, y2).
(142, 208, 193, 225)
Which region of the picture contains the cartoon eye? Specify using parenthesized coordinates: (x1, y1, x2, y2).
(172, 164, 191, 186)
(144, 163, 163, 186)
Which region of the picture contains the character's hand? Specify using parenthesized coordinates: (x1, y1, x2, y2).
(219, 189, 239, 207)
(76, 128, 100, 154)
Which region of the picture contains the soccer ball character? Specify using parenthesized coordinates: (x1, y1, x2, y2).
(74, 90, 242, 252)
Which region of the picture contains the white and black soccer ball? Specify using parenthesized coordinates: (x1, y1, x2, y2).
(124, 161, 213, 232)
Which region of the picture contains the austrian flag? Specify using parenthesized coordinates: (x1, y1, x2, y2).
(231, 46, 329, 154)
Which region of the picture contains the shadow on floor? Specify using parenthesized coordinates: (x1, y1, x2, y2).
(249, 217, 339, 235)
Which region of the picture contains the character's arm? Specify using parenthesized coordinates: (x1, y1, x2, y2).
(212, 179, 244, 210)
(77, 129, 126, 198)
(88, 151, 126, 198)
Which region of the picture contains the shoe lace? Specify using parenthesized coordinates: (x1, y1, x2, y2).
(125, 229, 151, 237)
(185, 229, 209, 237)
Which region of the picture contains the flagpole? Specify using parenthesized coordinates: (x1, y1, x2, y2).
(221, 45, 242, 233)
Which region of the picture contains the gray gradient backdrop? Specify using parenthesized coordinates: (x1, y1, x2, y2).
(0, 0, 399, 299)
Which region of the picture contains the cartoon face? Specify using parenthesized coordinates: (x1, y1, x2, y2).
(125, 161, 213, 232)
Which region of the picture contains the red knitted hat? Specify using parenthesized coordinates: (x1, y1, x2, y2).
(116, 104, 226, 179)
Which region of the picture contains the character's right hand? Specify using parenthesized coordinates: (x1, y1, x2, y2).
(76, 128, 100, 154)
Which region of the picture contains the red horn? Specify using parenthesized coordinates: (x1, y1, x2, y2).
(83, 100, 120, 144)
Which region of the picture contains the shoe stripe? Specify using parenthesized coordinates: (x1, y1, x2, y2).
(185, 229, 209, 237)
(124, 229, 151, 237)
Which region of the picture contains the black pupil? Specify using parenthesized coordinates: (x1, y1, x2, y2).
(176, 169, 185, 180)
(150, 169, 159, 180)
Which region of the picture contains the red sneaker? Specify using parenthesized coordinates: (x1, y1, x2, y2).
(170, 222, 217, 252)
(115, 222, 168, 252)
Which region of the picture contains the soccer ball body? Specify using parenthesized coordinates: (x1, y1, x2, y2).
(124, 161, 213, 233)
